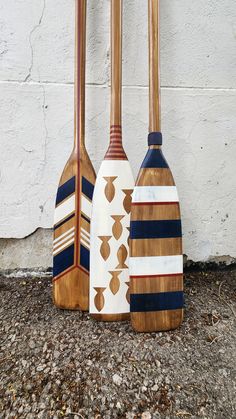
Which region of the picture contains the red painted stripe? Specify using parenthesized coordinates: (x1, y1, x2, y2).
(53, 265, 76, 282)
(106, 153, 125, 156)
(109, 140, 122, 144)
(130, 273, 182, 279)
(53, 263, 89, 282)
(131, 202, 179, 206)
(77, 264, 89, 275)
(105, 153, 127, 157)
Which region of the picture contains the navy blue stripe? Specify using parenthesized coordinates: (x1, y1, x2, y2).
(56, 176, 75, 205)
(130, 291, 184, 312)
(141, 149, 169, 169)
(148, 132, 162, 146)
(54, 213, 75, 230)
(81, 213, 90, 224)
(80, 244, 89, 271)
(53, 244, 74, 277)
(130, 220, 182, 239)
(82, 177, 94, 201)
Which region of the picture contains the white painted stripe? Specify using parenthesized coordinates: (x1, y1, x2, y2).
(132, 186, 179, 203)
(53, 231, 75, 251)
(81, 232, 90, 244)
(81, 237, 90, 249)
(53, 227, 75, 245)
(81, 227, 90, 239)
(129, 255, 183, 276)
(54, 194, 75, 225)
(81, 196, 92, 219)
(53, 238, 75, 256)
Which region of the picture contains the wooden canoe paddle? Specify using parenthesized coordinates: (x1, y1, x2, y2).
(129, 0, 184, 332)
(90, 0, 134, 321)
(53, 0, 96, 310)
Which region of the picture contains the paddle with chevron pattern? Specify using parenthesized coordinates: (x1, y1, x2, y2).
(53, 0, 96, 310)
(129, 0, 184, 332)
(89, 0, 134, 321)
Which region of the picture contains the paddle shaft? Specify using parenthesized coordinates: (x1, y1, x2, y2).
(149, 0, 161, 133)
(110, 0, 122, 128)
(74, 0, 86, 151)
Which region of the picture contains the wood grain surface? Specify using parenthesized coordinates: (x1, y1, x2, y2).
(52, 0, 96, 310)
(129, 0, 184, 332)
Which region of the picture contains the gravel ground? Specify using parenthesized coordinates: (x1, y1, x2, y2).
(0, 270, 236, 419)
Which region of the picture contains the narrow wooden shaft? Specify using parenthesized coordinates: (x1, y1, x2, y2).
(74, 0, 86, 151)
(110, 0, 122, 128)
(149, 0, 161, 132)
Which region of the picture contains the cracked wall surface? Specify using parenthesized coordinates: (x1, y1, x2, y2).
(0, 0, 236, 269)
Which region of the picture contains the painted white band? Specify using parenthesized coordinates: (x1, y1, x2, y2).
(53, 237, 75, 256)
(53, 227, 75, 245)
(81, 227, 90, 239)
(54, 194, 75, 225)
(53, 231, 75, 251)
(81, 237, 90, 249)
(81, 232, 90, 245)
(132, 186, 179, 203)
(129, 255, 183, 276)
(81, 196, 92, 219)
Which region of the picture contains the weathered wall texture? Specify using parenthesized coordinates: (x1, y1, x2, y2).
(0, 0, 236, 269)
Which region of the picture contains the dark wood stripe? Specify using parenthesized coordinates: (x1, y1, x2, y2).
(130, 274, 183, 294)
(131, 203, 180, 221)
(130, 237, 182, 257)
(137, 167, 174, 186)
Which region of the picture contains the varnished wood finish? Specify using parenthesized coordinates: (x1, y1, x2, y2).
(131, 309, 183, 333)
(92, 313, 130, 322)
(110, 0, 122, 127)
(89, 0, 134, 321)
(129, 0, 184, 332)
(111, 215, 124, 239)
(109, 270, 121, 294)
(53, 0, 96, 310)
(149, 0, 161, 132)
(104, 176, 117, 202)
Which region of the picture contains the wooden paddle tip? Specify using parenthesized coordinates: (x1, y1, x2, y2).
(91, 313, 130, 322)
(131, 309, 184, 333)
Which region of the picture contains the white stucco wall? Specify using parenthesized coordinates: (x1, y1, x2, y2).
(0, 0, 236, 267)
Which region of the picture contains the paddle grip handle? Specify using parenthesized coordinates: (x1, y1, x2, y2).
(110, 0, 122, 127)
(74, 0, 86, 150)
(149, 0, 161, 133)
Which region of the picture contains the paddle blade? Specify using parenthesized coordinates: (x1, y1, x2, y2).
(129, 133, 184, 332)
(90, 159, 134, 321)
(53, 149, 96, 310)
